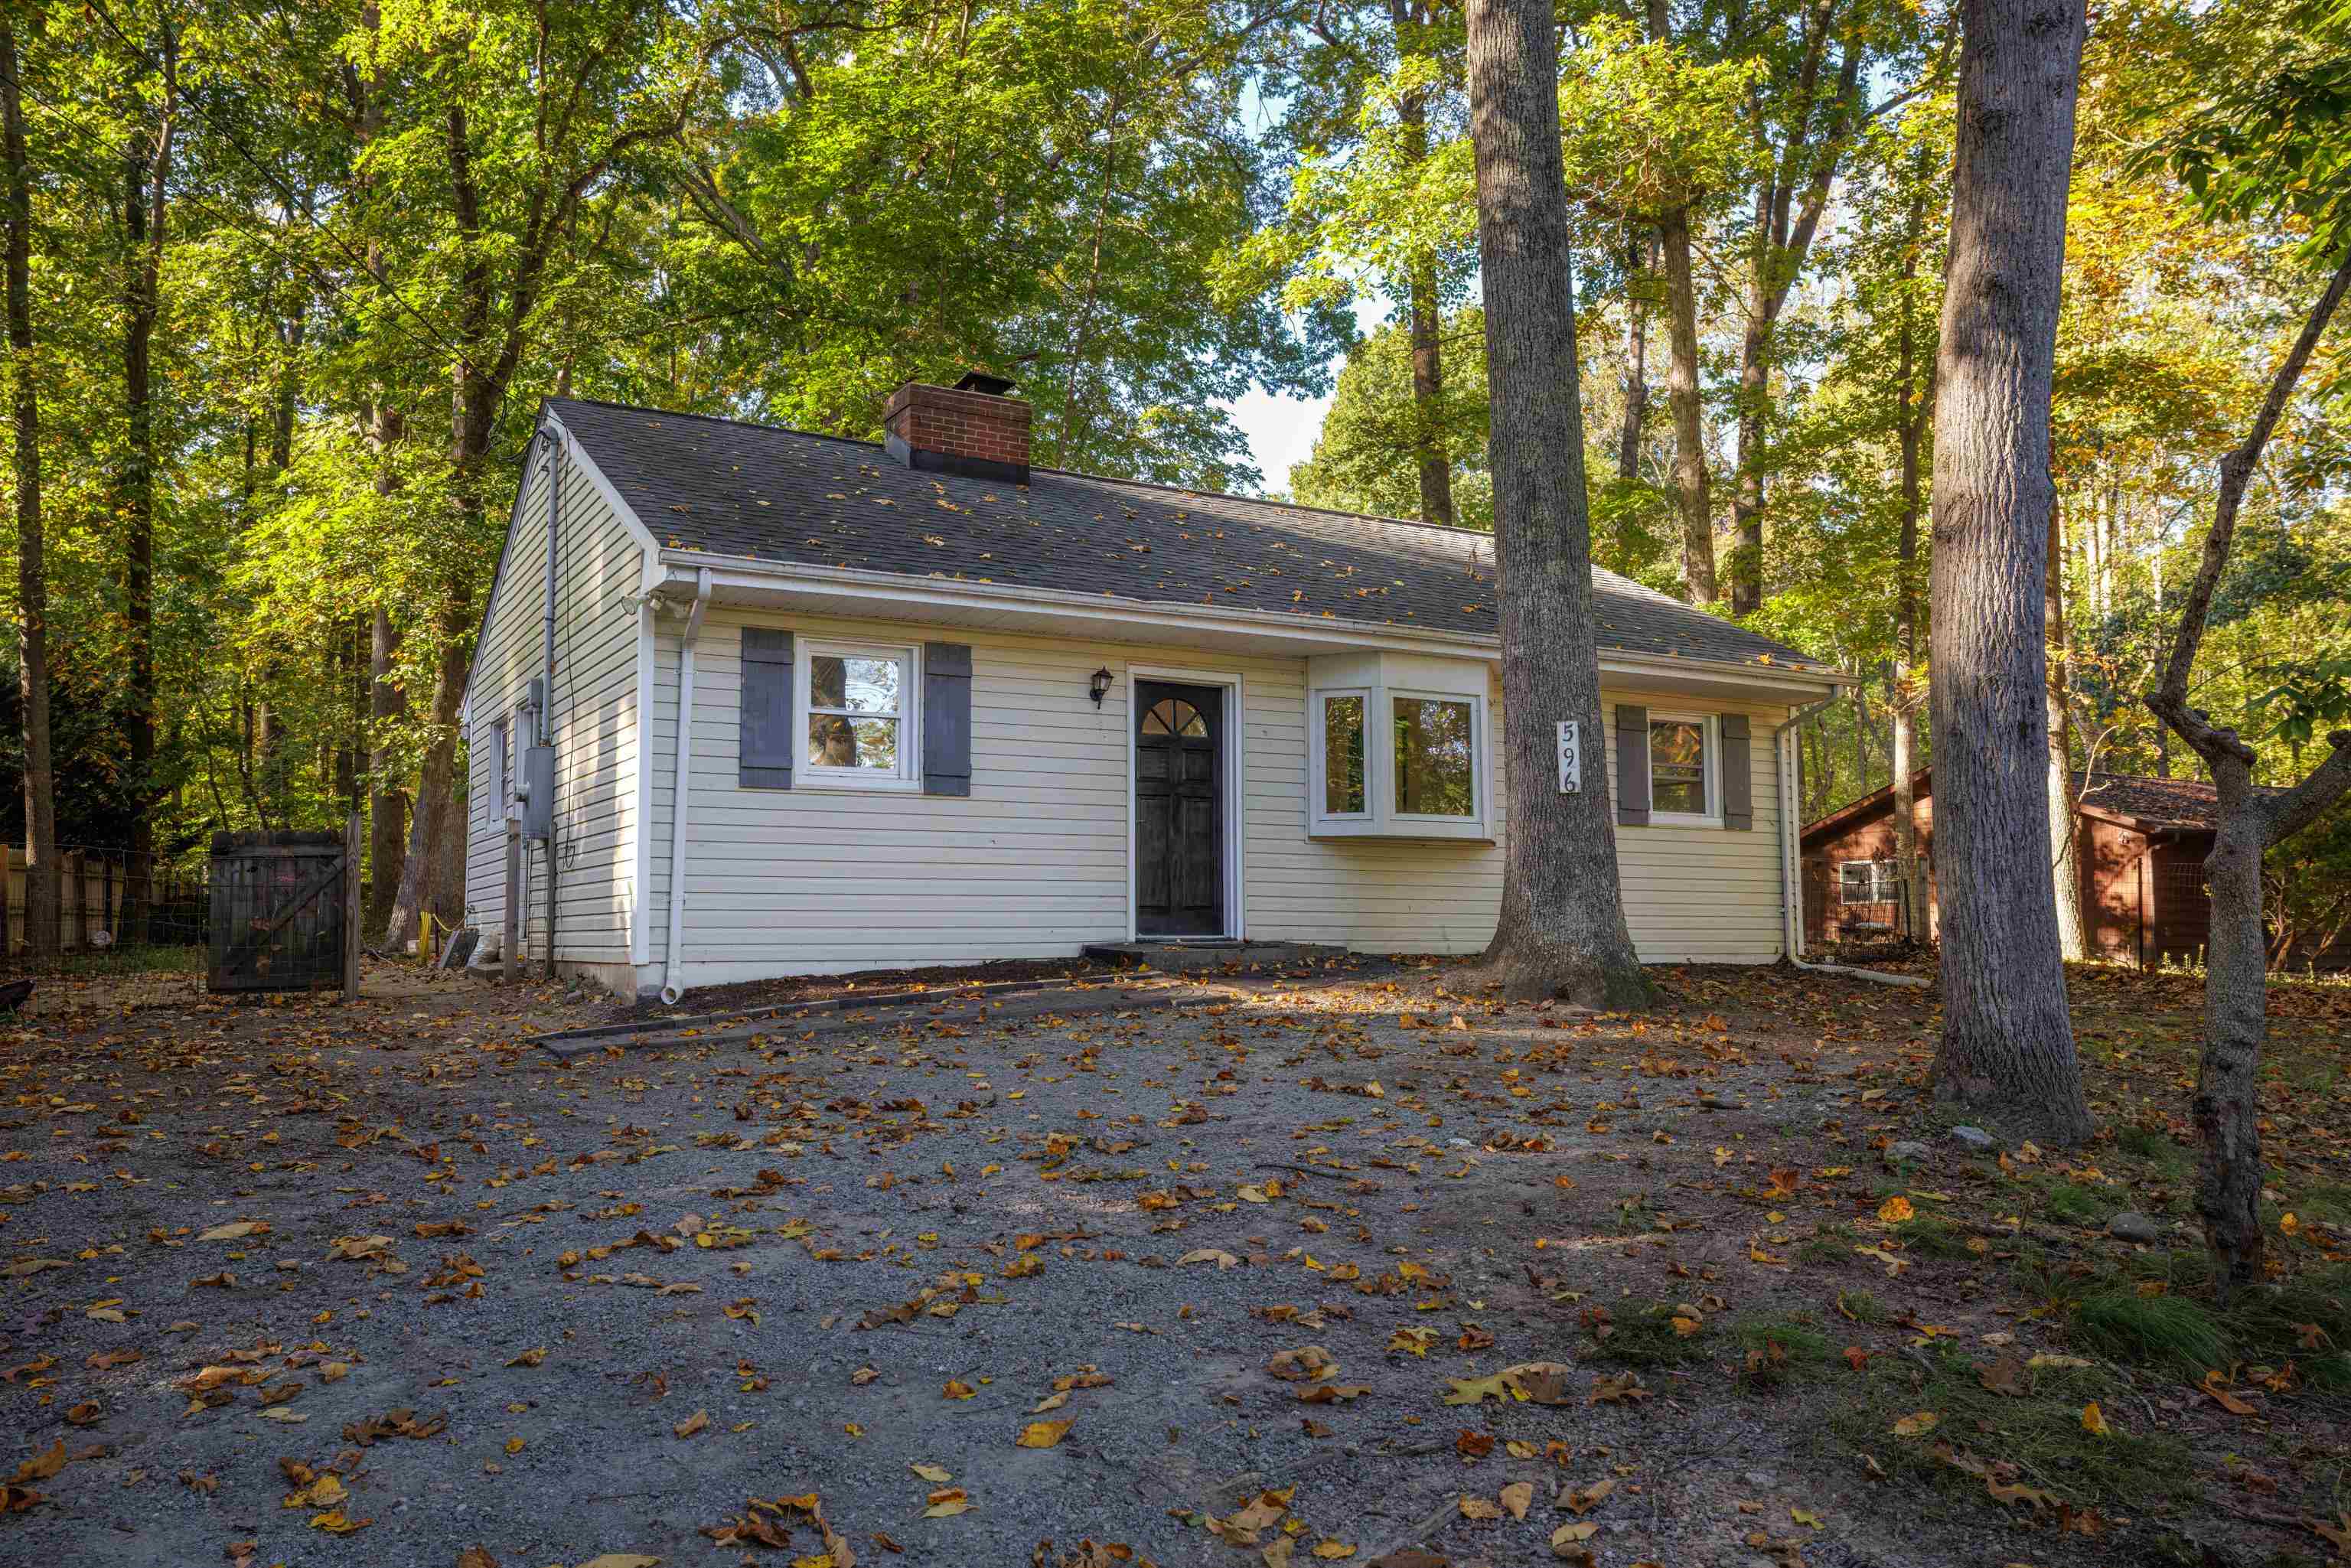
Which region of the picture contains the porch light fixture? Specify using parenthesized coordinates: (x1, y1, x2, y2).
(1090, 667, 1114, 707)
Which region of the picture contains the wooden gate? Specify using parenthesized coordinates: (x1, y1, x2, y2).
(207, 817, 361, 996)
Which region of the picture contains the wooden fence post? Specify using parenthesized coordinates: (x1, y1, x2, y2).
(344, 813, 363, 999)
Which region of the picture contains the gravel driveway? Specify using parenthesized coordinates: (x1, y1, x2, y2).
(0, 964, 2077, 1567)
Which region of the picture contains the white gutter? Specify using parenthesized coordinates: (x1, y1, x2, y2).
(1773, 693, 1843, 961)
(649, 552, 1849, 696)
(659, 568, 712, 1006)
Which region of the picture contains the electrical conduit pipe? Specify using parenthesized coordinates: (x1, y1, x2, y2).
(660, 568, 711, 1006)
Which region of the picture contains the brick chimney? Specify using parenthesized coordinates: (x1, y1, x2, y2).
(883, 372, 1031, 484)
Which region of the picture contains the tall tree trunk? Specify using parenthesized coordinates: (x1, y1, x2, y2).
(1405, 253, 1453, 526)
(1658, 208, 1714, 603)
(1392, 0, 1454, 528)
(2, 14, 55, 959)
(1617, 233, 1654, 485)
(1646, 0, 1714, 604)
(119, 22, 174, 946)
(1891, 208, 1932, 944)
(386, 620, 468, 950)
(366, 597, 407, 937)
(1463, 0, 1652, 1007)
(1725, 33, 1864, 619)
(1924, 0, 2092, 1146)
(390, 101, 500, 951)
(2148, 247, 2351, 1297)
(2047, 492, 2088, 959)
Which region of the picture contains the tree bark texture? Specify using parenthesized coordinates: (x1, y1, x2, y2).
(3, 14, 56, 958)
(1892, 181, 1932, 944)
(2148, 246, 2351, 1296)
(1463, 0, 1652, 1008)
(2046, 493, 2087, 959)
(1658, 208, 1714, 605)
(1925, 0, 2092, 1146)
(1617, 233, 1654, 485)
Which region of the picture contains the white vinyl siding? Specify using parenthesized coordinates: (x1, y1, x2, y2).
(464, 445, 647, 970)
(635, 608, 1800, 985)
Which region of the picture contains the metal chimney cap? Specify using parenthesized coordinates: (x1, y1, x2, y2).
(952, 371, 1019, 396)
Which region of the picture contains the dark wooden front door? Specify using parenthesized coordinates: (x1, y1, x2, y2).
(1135, 681, 1224, 936)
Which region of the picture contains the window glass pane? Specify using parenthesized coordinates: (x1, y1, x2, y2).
(1649, 719, 1707, 815)
(808, 714, 899, 771)
(811, 654, 898, 715)
(1322, 694, 1365, 814)
(1392, 696, 1475, 817)
(1142, 701, 1173, 735)
(1175, 702, 1208, 738)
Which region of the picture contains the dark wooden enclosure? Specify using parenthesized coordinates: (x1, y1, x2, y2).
(207, 821, 360, 995)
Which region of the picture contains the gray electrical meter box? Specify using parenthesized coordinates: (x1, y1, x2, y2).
(520, 745, 555, 840)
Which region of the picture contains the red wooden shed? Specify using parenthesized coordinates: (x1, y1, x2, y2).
(1799, 771, 2224, 966)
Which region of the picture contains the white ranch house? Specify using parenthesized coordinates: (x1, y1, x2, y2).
(461, 377, 1846, 1001)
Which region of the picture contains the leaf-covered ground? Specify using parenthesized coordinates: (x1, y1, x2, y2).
(0, 960, 2346, 1568)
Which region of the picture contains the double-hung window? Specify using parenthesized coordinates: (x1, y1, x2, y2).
(1839, 860, 1899, 905)
(1646, 712, 1717, 824)
(797, 641, 920, 789)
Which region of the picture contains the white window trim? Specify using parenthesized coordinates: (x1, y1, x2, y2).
(1646, 710, 1720, 827)
(794, 638, 923, 792)
(1838, 859, 1899, 905)
(1310, 687, 1373, 827)
(1387, 686, 1487, 826)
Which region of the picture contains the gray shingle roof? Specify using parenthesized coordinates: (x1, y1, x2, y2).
(548, 396, 1826, 672)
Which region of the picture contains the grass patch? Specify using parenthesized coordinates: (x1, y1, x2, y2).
(1733, 1312, 1831, 1392)
(2114, 1123, 2194, 1180)
(1800, 1221, 1855, 1266)
(2043, 1182, 2118, 1227)
(2037, 1259, 2351, 1394)
(2071, 1290, 2229, 1377)
(1583, 1300, 1712, 1368)
(1900, 1213, 1985, 1262)
(1834, 1288, 1888, 1325)
(1828, 1345, 2194, 1521)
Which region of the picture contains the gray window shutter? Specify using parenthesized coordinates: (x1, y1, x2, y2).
(1614, 704, 1649, 826)
(1720, 713, 1753, 830)
(923, 642, 972, 797)
(739, 628, 794, 789)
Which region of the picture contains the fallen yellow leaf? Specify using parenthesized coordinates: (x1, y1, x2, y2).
(1016, 1419, 1074, 1449)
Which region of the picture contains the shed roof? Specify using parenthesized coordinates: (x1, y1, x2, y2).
(1800, 768, 2232, 849)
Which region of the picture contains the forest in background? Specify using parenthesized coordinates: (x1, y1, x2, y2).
(2, 0, 2348, 959)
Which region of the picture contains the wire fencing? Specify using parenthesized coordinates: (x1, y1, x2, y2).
(4, 846, 210, 976)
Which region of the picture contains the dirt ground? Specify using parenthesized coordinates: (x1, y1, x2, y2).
(0, 958, 2346, 1568)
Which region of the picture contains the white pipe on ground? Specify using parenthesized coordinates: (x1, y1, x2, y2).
(659, 568, 712, 1007)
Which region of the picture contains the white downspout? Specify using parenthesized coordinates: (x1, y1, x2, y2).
(1773, 693, 1841, 961)
(660, 568, 712, 1006)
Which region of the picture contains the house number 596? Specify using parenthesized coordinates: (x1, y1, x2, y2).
(1556, 721, 1581, 794)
